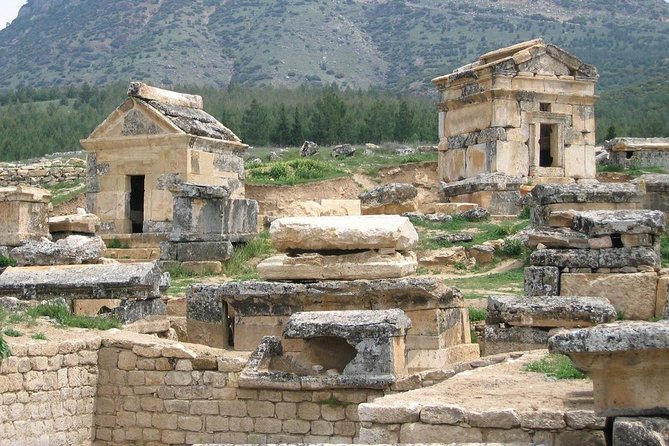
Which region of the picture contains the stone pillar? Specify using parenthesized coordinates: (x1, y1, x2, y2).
(0, 186, 51, 247)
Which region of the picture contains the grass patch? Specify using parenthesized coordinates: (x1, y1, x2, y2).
(222, 232, 276, 280)
(106, 238, 130, 249)
(31, 332, 47, 340)
(44, 181, 86, 207)
(3, 328, 23, 337)
(661, 233, 669, 268)
(246, 158, 347, 185)
(524, 353, 586, 380)
(26, 302, 121, 330)
(0, 334, 10, 362)
(318, 396, 348, 408)
(448, 268, 525, 299)
(415, 217, 529, 252)
(468, 308, 487, 322)
(0, 256, 17, 267)
(597, 164, 667, 177)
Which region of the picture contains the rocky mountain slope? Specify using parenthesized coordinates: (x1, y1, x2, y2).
(1, 0, 668, 92)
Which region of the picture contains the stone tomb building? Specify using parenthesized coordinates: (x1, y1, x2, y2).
(433, 39, 598, 184)
(81, 82, 248, 234)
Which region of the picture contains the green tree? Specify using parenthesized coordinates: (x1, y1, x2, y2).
(289, 106, 304, 146)
(240, 99, 269, 146)
(311, 87, 346, 145)
(605, 125, 616, 140)
(394, 100, 415, 142)
(271, 105, 290, 147)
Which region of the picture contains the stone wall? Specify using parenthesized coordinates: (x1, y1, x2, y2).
(0, 334, 101, 445)
(0, 158, 85, 188)
(94, 332, 383, 445)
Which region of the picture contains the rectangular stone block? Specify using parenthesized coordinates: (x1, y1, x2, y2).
(530, 248, 598, 269)
(481, 325, 549, 356)
(407, 344, 480, 372)
(175, 241, 233, 262)
(319, 199, 361, 216)
(597, 247, 659, 269)
(560, 272, 659, 320)
(524, 266, 560, 296)
(572, 210, 666, 237)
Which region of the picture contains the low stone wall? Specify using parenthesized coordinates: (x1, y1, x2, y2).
(94, 332, 383, 445)
(0, 159, 86, 187)
(0, 333, 101, 445)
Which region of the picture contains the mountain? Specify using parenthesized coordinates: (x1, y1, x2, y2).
(1, 0, 669, 93)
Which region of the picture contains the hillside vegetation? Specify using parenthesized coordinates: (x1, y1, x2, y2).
(1, 0, 668, 92)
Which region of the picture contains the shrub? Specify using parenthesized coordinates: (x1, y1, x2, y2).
(468, 308, 487, 322)
(0, 334, 11, 362)
(0, 256, 17, 267)
(524, 353, 586, 380)
(26, 302, 121, 330)
(31, 332, 47, 340)
(3, 328, 23, 337)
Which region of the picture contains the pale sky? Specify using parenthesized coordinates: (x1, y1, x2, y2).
(0, 0, 27, 30)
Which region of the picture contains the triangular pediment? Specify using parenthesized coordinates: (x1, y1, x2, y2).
(86, 98, 183, 139)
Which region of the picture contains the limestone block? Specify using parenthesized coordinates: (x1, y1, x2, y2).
(233, 316, 292, 352)
(256, 251, 417, 281)
(481, 325, 549, 356)
(74, 299, 122, 316)
(492, 99, 521, 128)
(269, 215, 419, 251)
(531, 248, 598, 268)
(560, 272, 659, 320)
(465, 144, 488, 178)
(524, 266, 560, 296)
(658, 275, 669, 319)
(444, 102, 492, 136)
(180, 261, 222, 275)
(418, 246, 469, 266)
(550, 321, 669, 417)
(128, 82, 204, 109)
(407, 344, 480, 371)
(564, 144, 590, 179)
(359, 183, 417, 214)
(613, 417, 669, 445)
(527, 183, 644, 206)
(572, 210, 666, 237)
(597, 247, 659, 269)
(49, 210, 100, 234)
(319, 199, 361, 216)
(438, 149, 466, 183)
(493, 141, 530, 177)
(432, 203, 478, 214)
(527, 227, 589, 249)
(487, 295, 616, 328)
(0, 186, 51, 246)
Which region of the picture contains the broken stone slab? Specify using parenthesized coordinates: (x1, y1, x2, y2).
(0, 262, 164, 300)
(612, 417, 669, 446)
(486, 295, 616, 328)
(284, 309, 411, 377)
(331, 144, 356, 158)
(188, 277, 465, 319)
(10, 235, 107, 266)
(418, 246, 469, 266)
(526, 183, 644, 206)
(572, 210, 666, 237)
(524, 266, 560, 296)
(127, 81, 203, 109)
(299, 140, 318, 157)
(481, 325, 550, 356)
(440, 173, 524, 197)
(469, 244, 494, 265)
(269, 215, 419, 251)
(160, 240, 233, 262)
(436, 232, 475, 243)
(109, 297, 166, 324)
(359, 183, 417, 209)
(403, 212, 453, 223)
(48, 209, 100, 234)
(457, 207, 490, 221)
(526, 227, 590, 249)
(549, 321, 669, 417)
(530, 248, 598, 269)
(256, 250, 417, 281)
(598, 247, 660, 269)
(560, 272, 659, 320)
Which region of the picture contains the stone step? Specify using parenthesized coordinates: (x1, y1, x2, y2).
(100, 233, 168, 248)
(105, 248, 161, 260)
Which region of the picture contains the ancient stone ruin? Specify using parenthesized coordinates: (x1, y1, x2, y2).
(604, 137, 669, 170)
(434, 39, 598, 213)
(80, 82, 248, 235)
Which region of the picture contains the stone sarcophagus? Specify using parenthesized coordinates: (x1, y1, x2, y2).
(0, 186, 51, 247)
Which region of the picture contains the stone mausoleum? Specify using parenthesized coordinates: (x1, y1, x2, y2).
(81, 82, 248, 234)
(433, 39, 598, 184)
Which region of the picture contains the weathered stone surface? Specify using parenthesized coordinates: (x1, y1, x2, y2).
(436, 232, 474, 243)
(526, 227, 589, 249)
(613, 417, 669, 446)
(560, 272, 658, 320)
(550, 321, 669, 417)
(188, 277, 464, 318)
(0, 262, 163, 300)
(487, 295, 616, 328)
(469, 245, 494, 264)
(418, 246, 468, 266)
(10, 235, 106, 266)
(572, 210, 666, 236)
(331, 144, 356, 158)
(299, 141, 318, 157)
(481, 325, 549, 355)
(458, 207, 490, 221)
(160, 240, 233, 262)
(48, 209, 100, 234)
(0, 185, 51, 246)
(531, 248, 598, 268)
(359, 183, 417, 210)
(597, 247, 659, 269)
(256, 250, 417, 280)
(441, 173, 523, 197)
(403, 212, 453, 224)
(111, 297, 166, 324)
(269, 215, 418, 251)
(128, 81, 203, 109)
(526, 183, 644, 206)
(524, 266, 560, 296)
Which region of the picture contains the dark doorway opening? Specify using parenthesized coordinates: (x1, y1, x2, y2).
(129, 175, 145, 233)
(539, 124, 555, 167)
